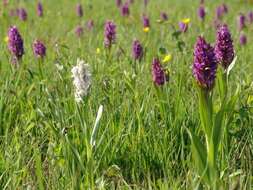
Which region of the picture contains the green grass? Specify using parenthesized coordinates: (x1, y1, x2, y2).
(0, 0, 253, 189)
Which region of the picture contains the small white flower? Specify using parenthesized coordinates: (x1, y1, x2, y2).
(71, 58, 92, 103)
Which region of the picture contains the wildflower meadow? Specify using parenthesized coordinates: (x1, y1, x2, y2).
(0, 0, 253, 189)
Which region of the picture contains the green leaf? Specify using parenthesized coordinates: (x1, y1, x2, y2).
(158, 47, 167, 55)
(25, 122, 35, 133)
(213, 105, 225, 155)
(186, 128, 209, 183)
(177, 41, 185, 52)
(65, 137, 85, 171)
(226, 86, 240, 118)
(34, 148, 44, 190)
(172, 31, 181, 39)
(217, 68, 227, 101)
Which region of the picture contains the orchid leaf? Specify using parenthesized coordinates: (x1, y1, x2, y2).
(213, 105, 225, 155)
(187, 128, 209, 183)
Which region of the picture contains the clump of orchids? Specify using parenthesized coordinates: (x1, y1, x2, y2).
(190, 25, 238, 189)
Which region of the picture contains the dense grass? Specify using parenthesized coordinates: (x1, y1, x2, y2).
(0, 0, 253, 189)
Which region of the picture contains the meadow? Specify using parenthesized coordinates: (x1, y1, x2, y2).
(0, 0, 253, 189)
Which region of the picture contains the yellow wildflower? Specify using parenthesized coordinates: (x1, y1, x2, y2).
(143, 27, 150, 33)
(182, 18, 190, 24)
(162, 54, 172, 63)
